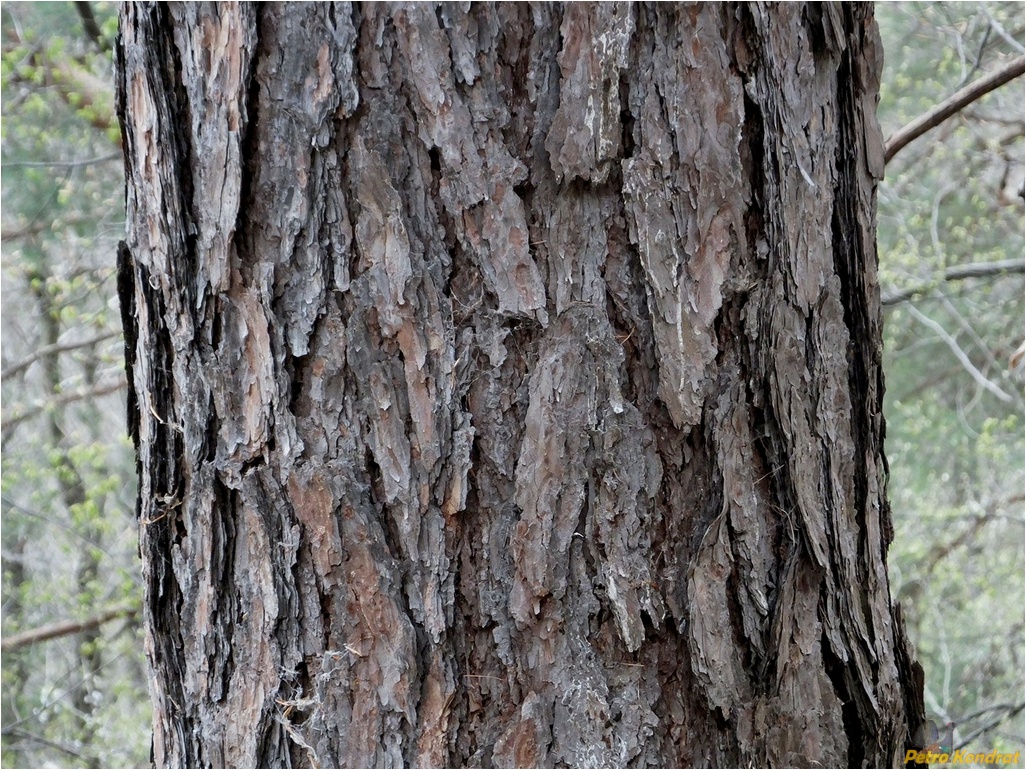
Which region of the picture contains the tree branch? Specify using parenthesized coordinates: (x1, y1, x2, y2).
(0, 377, 127, 439)
(73, 1, 107, 54)
(0, 221, 51, 241)
(3, 727, 94, 762)
(885, 54, 1026, 165)
(921, 494, 1025, 575)
(954, 702, 1026, 751)
(905, 305, 1014, 402)
(881, 258, 1025, 306)
(0, 494, 118, 560)
(0, 151, 122, 170)
(1, 330, 120, 379)
(1, 605, 138, 653)
(980, 6, 1026, 55)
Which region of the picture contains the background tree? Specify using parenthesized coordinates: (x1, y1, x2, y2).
(116, 3, 921, 767)
(0, 3, 148, 767)
(876, 2, 1025, 758)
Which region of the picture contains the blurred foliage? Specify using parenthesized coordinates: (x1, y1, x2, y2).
(1, 2, 146, 768)
(0, 2, 1021, 768)
(878, 2, 1025, 763)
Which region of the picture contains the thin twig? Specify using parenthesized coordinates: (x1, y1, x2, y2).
(980, 5, 1026, 55)
(905, 305, 1014, 403)
(1, 330, 120, 380)
(0, 376, 127, 437)
(0, 494, 118, 559)
(0, 648, 132, 734)
(0, 151, 122, 169)
(881, 259, 1025, 306)
(954, 702, 1025, 751)
(3, 727, 93, 762)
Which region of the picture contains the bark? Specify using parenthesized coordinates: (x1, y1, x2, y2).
(116, 3, 924, 767)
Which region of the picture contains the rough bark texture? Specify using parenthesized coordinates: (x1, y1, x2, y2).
(116, 3, 924, 767)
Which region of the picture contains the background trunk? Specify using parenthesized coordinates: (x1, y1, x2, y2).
(116, 3, 924, 766)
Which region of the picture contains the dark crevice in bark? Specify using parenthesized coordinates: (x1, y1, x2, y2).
(364, 443, 387, 509)
(604, 288, 640, 409)
(722, 516, 761, 685)
(139, 268, 188, 765)
(136, 264, 184, 527)
(802, 4, 834, 64)
(831, 40, 879, 576)
(154, 6, 198, 319)
(256, 720, 283, 769)
(618, 70, 635, 160)
(729, 3, 762, 78)
(209, 297, 223, 349)
(339, 160, 363, 295)
(210, 477, 237, 701)
(740, 93, 768, 288)
(427, 145, 442, 185)
(239, 456, 264, 477)
(681, 431, 719, 562)
(203, 400, 219, 465)
(286, 353, 309, 417)
(116, 241, 140, 454)
(823, 635, 865, 767)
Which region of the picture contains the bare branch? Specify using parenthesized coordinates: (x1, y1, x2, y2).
(0, 221, 50, 241)
(0, 376, 127, 439)
(954, 702, 1026, 751)
(1, 605, 139, 652)
(73, 1, 107, 53)
(3, 727, 93, 762)
(1, 330, 120, 380)
(905, 305, 1014, 402)
(0, 494, 119, 559)
(885, 54, 1026, 165)
(921, 494, 1025, 575)
(980, 5, 1026, 55)
(882, 259, 1025, 306)
(0, 151, 122, 170)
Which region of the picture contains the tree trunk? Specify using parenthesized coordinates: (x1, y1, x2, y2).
(116, 3, 924, 767)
